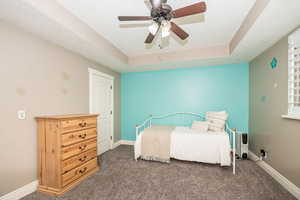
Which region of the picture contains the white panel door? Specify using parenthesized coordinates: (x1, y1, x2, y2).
(90, 72, 113, 155)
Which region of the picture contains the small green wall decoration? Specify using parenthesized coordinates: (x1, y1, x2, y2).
(271, 57, 278, 69)
(260, 96, 267, 103)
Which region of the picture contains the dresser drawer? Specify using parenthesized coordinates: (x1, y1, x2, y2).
(62, 158, 97, 187)
(62, 128, 97, 147)
(62, 148, 97, 174)
(62, 139, 97, 160)
(61, 118, 97, 133)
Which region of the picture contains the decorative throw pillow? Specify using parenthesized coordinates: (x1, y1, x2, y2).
(205, 111, 228, 132)
(191, 121, 209, 132)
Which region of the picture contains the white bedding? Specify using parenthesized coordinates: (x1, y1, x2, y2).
(135, 126, 231, 166)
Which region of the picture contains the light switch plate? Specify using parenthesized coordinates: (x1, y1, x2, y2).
(18, 110, 26, 120)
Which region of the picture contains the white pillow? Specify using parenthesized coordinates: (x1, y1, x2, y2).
(191, 121, 209, 132)
(205, 111, 228, 132)
(208, 122, 225, 132)
(206, 111, 228, 120)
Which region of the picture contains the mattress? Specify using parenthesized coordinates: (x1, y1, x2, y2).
(135, 126, 231, 166)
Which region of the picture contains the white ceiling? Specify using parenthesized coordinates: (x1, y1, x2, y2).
(56, 0, 255, 57)
(0, 0, 299, 73)
(232, 0, 300, 62)
(0, 0, 129, 72)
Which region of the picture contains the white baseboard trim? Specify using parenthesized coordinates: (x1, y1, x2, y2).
(7, 149, 298, 200)
(249, 151, 300, 199)
(112, 140, 135, 149)
(0, 180, 38, 200)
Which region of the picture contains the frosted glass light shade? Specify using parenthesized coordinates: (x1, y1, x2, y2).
(161, 20, 171, 38)
(148, 22, 159, 35)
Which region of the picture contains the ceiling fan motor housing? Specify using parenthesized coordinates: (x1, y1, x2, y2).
(151, 4, 173, 23)
(118, 1, 207, 44)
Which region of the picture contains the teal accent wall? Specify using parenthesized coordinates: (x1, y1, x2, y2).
(121, 63, 249, 141)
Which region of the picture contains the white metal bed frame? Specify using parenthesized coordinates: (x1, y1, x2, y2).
(135, 112, 236, 174)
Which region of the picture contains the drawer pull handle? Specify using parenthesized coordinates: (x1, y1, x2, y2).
(79, 156, 87, 162)
(79, 133, 87, 139)
(79, 167, 87, 174)
(79, 122, 87, 127)
(79, 145, 87, 151)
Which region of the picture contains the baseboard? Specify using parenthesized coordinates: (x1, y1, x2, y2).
(120, 140, 135, 145)
(249, 151, 300, 199)
(0, 180, 38, 200)
(7, 149, 298, 200)
(112, 141, 121, 149)
(0, 140, 130, 200)
(112, 140, 135, 149)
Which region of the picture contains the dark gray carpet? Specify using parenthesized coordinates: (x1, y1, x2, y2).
(22, 145, 296, 200)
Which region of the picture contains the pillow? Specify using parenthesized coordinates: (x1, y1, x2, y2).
(208, 122, 225, 132)
(206, 111, 228, 120)
(191, 121, 209, 132)
(205, 111, 228, 132)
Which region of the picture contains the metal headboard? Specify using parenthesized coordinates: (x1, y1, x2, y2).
(135, 112, 236, 174)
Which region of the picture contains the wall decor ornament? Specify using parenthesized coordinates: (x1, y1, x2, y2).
(261, 96, 267, 103)
(271, 57, 278, 69)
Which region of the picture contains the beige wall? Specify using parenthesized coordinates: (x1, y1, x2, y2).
(249, 27, 300, 187)
(0, 21, 121, 195)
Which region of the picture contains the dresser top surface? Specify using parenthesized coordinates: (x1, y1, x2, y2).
(36, 114, 99, 120)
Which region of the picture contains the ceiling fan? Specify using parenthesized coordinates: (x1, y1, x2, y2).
(118, 0, 207, 44)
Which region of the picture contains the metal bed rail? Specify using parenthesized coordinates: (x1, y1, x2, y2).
(135, 112, 236, 174)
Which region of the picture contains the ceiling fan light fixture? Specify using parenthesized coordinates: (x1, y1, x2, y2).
(162, 27, 170, 38)
(161, 20, 171, 38)
(148, 22, 159, 35)
(118, 1, 206, 43)
(150, 0, 165, 8)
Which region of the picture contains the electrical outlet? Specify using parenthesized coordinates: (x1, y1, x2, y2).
(18, 110, 26, 120)
(260, 149, 268, 160)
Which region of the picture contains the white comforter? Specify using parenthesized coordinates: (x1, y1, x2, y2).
(135, 126, 231, 166)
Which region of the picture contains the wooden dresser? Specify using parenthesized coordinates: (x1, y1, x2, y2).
(36, 114, 99, 195)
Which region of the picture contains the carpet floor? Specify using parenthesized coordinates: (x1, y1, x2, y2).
(22, 145, 296, 200)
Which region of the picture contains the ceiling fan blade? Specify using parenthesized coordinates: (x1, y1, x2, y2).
(170, 22, 189, 40)
(145, 24, 160, 44)
(118, 16, 152, 21)
(172, 2, 206, 18)
(145, 33, 156, 44)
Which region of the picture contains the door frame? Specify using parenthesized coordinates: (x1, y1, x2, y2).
(88, 68, 114, 151)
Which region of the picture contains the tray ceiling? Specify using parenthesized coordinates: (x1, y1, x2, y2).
(1, 0, 300, 72)
(56, 0, 256, 57)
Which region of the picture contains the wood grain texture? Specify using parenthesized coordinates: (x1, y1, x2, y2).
(36, 114, 98, 120)
(172, 2, 206, 18)
(36, 114, 99, 195)
(62, 149, 97, 174)
(62, 128, 97, 147)
(45, 120, 61, 188)
(118, 16, 152, 21)
(62, 139, 97, 160)
(62, 158, 97, 187)
(37, 120, 46, 186)
(145, 33, 156, 44)
(37, 167, 99, 196)
(170, 22, 189, 40)
(61, 117, 97, 133)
